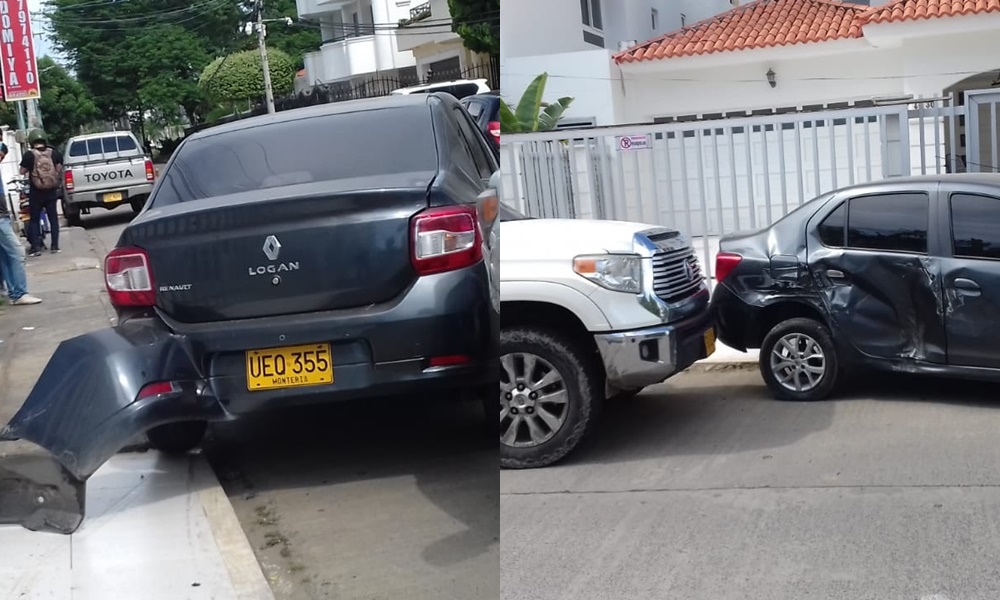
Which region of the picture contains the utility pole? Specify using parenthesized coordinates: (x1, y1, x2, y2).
(256, 0, 276, 115)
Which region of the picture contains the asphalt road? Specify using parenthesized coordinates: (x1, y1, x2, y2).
(502, 369, 1000, 600)
(86, 207, 499, 600)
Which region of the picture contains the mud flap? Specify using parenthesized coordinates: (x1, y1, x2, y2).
(0, 321, 225, 534)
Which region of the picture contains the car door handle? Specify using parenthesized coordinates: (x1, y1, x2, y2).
(826, 269, 846, 280)
(954, 278, 982, 296)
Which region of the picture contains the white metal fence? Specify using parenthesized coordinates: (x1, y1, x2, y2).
(500, 91, 1000, 284)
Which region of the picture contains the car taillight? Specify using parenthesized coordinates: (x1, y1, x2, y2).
(105, 246, 156, 307)
(488, 121, 500, 144)
(411, 205, 482, 276)
(715, 252, 743, 284)
(64, 169, 74, 191)
(144, 159, 155, 182)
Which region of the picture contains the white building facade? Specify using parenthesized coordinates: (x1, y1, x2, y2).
(500, 0, 749, 126)
(297, 0, 418, 87)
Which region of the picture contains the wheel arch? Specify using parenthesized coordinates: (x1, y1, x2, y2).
(748, 299, 829, 349)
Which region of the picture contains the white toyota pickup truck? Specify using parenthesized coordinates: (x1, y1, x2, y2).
(498, 203, 716, 469)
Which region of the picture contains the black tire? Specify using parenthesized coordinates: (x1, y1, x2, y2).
(759, 318, 839, 402)
(63, 201, 81, 227)
(500, 327, 602, 469)
(608, 387, 645, 401)
(146, 421, 207, 455)
(130, 197, 146, 214)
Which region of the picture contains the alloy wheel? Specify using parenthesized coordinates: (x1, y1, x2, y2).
(499, 352, 569, 448)
(769, 332, 827, 393)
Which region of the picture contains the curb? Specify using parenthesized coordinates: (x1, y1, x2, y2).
(193, 457, 276, 600)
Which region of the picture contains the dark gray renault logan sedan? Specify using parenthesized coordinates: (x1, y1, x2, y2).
(712, 174, 1000, 402)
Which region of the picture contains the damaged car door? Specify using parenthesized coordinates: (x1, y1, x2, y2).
(806, 187, 947, 364)
(940, 186, 1000, 369)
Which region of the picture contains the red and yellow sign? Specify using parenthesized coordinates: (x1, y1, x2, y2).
(0, 0, 40, 101)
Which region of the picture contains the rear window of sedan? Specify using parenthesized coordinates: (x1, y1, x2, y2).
(152, 106, 439, 206)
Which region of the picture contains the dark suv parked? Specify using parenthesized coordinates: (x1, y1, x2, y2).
(712, 174, 1000, 402)
(460, 92, 500, 154)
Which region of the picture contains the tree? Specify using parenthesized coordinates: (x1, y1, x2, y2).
(199, 49, 296, 105)
(37, 56, 99, 147)
(259, 0, 321, 70)
(499, 73, 574, 133)
(48, 0, 248, 126)
(447, 0, 499, 56)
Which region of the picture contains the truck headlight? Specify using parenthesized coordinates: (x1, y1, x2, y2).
(573, 254, 642, 294)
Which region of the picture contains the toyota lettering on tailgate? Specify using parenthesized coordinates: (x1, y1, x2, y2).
(85, 169, 134, 182)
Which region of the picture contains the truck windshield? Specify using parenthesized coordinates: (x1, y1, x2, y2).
(152, 106, 439, 206)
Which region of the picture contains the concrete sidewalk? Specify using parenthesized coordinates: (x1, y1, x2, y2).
(0, 225, 273, 600)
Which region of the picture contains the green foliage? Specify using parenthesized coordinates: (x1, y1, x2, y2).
(47, 0, 315, 127)
(199, 49, 295, 103)
(37, 56, 100, 147)
(447, 0, 499, 55)
(499, 73, 574, 133)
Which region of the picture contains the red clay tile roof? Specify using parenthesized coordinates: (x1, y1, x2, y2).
(613, 0, 866, 64)
(862, 0, 1000, 24)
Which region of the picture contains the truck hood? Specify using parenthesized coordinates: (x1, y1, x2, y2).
(502, 218, 664, 260)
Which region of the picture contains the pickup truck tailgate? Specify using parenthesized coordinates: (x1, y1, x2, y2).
(70, 158, 150, 194)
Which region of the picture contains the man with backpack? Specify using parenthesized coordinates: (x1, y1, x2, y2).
(20, 129, 63, 257)
(0, 142, 42, 305)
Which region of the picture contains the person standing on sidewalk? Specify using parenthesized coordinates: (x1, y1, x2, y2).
(0, 143, 42, 305)
(20, 129, 63, 257)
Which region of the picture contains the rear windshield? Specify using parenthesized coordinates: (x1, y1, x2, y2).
(68, 135, 138, 157)
(153, 106, 438, 206)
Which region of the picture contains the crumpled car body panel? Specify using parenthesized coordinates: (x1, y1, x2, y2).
(0, 320, 225, 534)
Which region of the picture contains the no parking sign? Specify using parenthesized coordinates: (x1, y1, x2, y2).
(617, 134, 650, 151)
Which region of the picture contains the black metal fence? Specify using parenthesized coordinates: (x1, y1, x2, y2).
(186, 56, 499, 136)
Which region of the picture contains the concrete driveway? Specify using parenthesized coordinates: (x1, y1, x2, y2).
(501, 370, 1000, 600)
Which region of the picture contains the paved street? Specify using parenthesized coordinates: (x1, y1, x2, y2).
(501, 369, 1000, 600)
(58, 207, 499, 600)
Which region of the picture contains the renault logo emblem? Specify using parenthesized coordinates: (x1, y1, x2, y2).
(263, 235, 282, 261)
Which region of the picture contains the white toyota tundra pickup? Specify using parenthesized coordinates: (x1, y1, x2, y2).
(498, 203, 716, 469)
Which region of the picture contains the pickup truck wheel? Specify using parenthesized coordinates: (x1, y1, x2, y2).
(63, 201, 81, 227)
(500, 327, 602, 469)
(759, 318, 839, 402)
(130, 198, 146, 213)
(146, 421, 207, 455)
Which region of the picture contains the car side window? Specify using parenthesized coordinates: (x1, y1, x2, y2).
(847, 193, 929, 254)
(453, 107, 494, 179)
(464, 100, 484, 119)
(951, 193, 1000, 260)
(817, 202, 846, 247)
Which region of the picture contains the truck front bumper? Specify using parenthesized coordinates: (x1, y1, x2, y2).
(593, 308, 716, 390)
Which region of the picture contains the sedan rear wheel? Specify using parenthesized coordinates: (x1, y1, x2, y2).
(760, 318, 839, 402)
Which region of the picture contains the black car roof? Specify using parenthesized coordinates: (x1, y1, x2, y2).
(189, 94, 443, 141)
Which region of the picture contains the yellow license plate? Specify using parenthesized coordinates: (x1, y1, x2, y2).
(103, 192, 123, 203)
(246, 343, 333, 391)
(704, 328, 717, 357)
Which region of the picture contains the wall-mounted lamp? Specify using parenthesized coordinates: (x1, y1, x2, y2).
(766, 69, 776, 88)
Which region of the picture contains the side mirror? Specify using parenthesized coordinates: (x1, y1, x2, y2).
(477, 171, 499, 242)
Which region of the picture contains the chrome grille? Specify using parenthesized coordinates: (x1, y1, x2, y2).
(652, 246, 703, 302)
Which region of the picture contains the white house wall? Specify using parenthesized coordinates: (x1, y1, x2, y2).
(500, 49, 624, 126)
(621, 41, 903, 121)
(620, 18, 1000, 123)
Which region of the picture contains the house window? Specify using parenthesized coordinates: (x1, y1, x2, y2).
(651, 8, 659, 31)
(580, 0, 602, 30)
